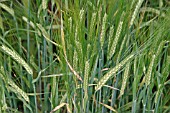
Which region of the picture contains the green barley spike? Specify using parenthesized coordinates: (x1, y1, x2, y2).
(95, 54, 134, 91)
(119, 62, 130, 98)
(83, 60, 90, 112)
(0, 45, 33, 75)
(108, 12, 124, 60)
(107, 25, 114, 58)
(145, 55, 155, 86)
(100, 13, 107, 48)
(129, 0, 145, 28)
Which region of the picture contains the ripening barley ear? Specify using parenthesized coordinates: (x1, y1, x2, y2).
(79, 9, 85, 24)
(0, 67, 30, 102)
(0, 3, 14, 17)
(0, 45, 33, 75)
(107, 12, 124, 60)
(100, 13, 107, 49)
(129, 0, 145, 28)
(8, 79, 30, 102)
(95, 54, 134, 91)
(116, 35, 127, 64)
(107, 25, 114, 58)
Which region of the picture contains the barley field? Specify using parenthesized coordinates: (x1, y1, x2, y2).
(0, 0, 170, 113)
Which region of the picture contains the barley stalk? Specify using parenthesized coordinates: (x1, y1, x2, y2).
(145, 55, 155, 86)
(0, 45, 33, 75)
(65, 57, 83, 82)
(50, 103, 69, 113)
(37, 23, 61, 47)
(95, 54, 134, 91)
(118, 62, 130, 98)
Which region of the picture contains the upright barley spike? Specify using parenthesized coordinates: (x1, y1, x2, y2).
(145, 55, 155, 86)
(83, 60, 90, 112)
(107, 25, 114, 58)
(108, 12, 124, 60)
(118, 62, 130, 98)
(100, 13, 107, 48)
(129, 0, 145, 28)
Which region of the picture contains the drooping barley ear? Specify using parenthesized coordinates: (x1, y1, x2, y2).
(118, 62, 130, 98)
(100, 13, 107, 48)
(95, 54, 134, 91)
(107, 25, 114, 56)
(83, 60, 90, 112)
(8, 79, 30, 102)
(0, 45, 33, 75)
(140, 7, 165, 17)
(129, 0, 145, 28)
(145, 55, 155, 86)
(108, 12, 124, 60)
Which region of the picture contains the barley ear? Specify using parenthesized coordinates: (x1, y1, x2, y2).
(129, 0, 145, 28)
(0, 45, 33, 75)
(108, 12, 124, 60)
(100, 13, 107, 48)
(145, 55, 155, 86)
(83, 60, 90, 112)
(95, 54, 134, 91)
(8, 79, 30, 102)
(118, 62, 130, 98)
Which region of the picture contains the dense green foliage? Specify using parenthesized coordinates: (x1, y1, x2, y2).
(0, 0, 170, 113)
